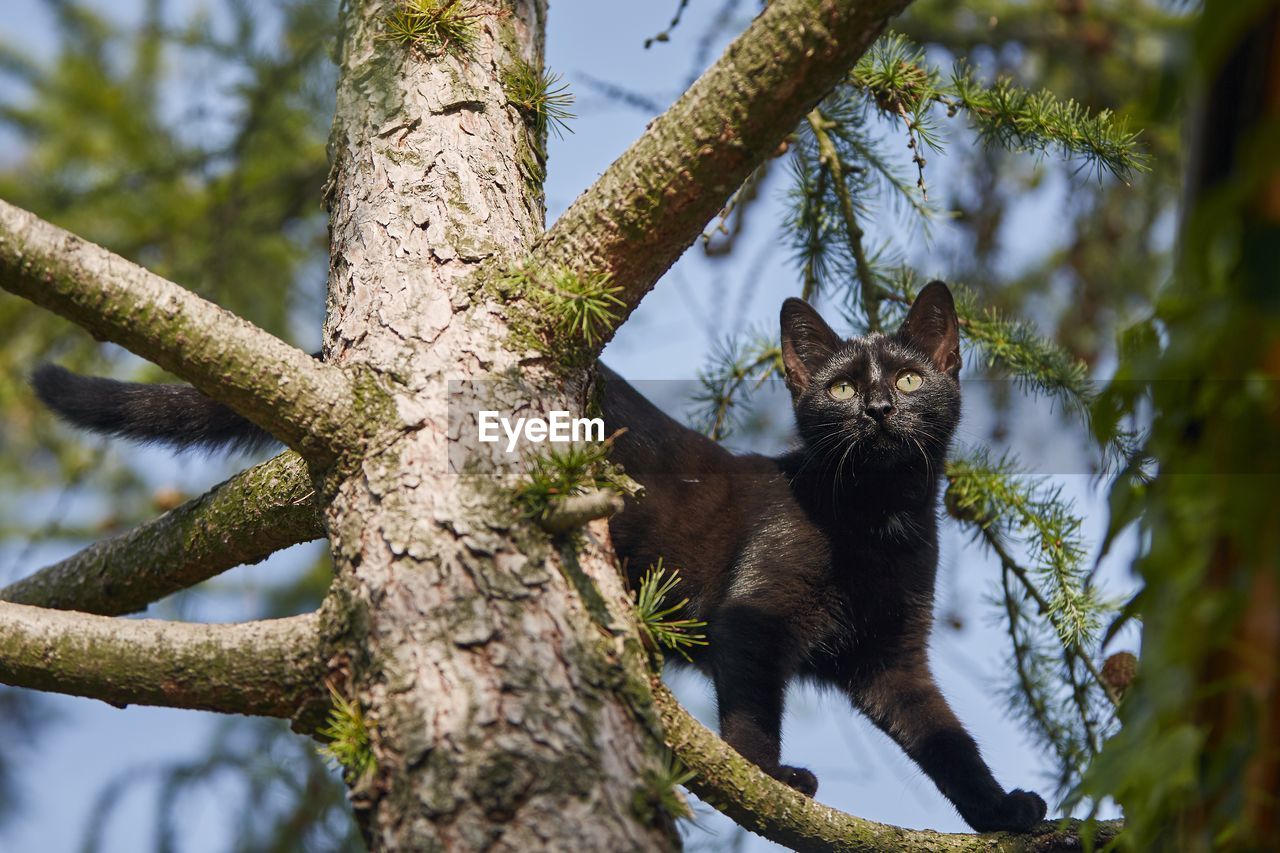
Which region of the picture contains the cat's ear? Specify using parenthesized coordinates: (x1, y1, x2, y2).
(899, 280, 961, 377)
(781, 298, 843, 395)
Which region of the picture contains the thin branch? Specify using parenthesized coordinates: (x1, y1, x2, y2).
(0, 602, 327, 720)
(538, 489, 625, 536)
(652, 681, 1121, 851)
(807, 108, 881, 330)
(0, 199, 369, 464)
(0, 452, 324, 616)
(983, 528, 1121, 708)
(532, 0, 914, 348)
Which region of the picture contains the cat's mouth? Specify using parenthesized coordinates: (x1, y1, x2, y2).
(862, 416, 898, 439)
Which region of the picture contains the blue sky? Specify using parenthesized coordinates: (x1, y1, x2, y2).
(1, 1, 1138, 850)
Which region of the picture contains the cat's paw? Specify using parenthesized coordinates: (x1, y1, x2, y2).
(775, 765, 818, 797)
(1001, 789, 1047, 831)
(962, 788, 1046, 832)
(970, 789, 1046, 833)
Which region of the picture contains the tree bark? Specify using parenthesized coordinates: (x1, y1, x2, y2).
(1, 451, 322, 616)
(0, 603, 327, 719)
(319, 1, 674, 849)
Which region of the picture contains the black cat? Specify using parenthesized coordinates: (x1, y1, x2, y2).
(30, 281, 1046, 833)
(602, 282, 1046, 832)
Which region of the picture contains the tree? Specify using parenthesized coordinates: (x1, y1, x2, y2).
(0, 0, 1179, 850)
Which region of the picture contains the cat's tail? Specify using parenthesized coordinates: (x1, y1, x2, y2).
(31, 364, 276, 454)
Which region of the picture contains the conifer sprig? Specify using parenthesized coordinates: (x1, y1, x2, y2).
(634, 560, 709, 662)
(945, 449, 1100, 647)
(850, 33, 1150, 182)
(316, 684, 376, 783)
(641, 749, 697, 821)
(513, 436, 636, 524)
(785, 32, 1150, 306)
(383, 0, 486, 56)
(692, 332, 783, 441)
(945, 450, 1117, 796)
(490, 263, 624, 362)
(504, 57, 575, 139)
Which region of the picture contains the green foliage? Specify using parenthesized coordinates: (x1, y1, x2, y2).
(1075, 4, 1280, 846)
(636, 749, 696, 823)
(383, 0, 483, 56)
(0, 0, 333, 498)
(545, 267, 625, 349)
(513, 437, 637, 524)
(503, 57, 575, 140)
(852, 33, 1151, 181)
(691, 333, 783, 440)
(0, 5, 338, 838)
(946, 451, 1098, 646)
(945, 450, 1117, 798)
(317, 684, 377, 784)
(634, 560, 708, 662)
(493, 263, 625, 363)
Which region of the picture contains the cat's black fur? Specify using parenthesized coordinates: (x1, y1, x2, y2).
(31, 364, 276, 454)
(31, 281, 1045, 833)
(602, 282, 1045, 832)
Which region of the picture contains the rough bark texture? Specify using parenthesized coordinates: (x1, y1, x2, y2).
(1, 451, 322, 616)
(533, 0, 912, 335)
(653, 683, 1120, 852)
(0, 602, 327, 719)
(0, 199, 368, 463)
(320, 2, 674, 849)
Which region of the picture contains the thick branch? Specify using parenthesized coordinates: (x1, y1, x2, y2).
(652, 681, 1121, 852)
(0, 602, 326, 719)
(533, 0, 911, 343)
(0, 452, 324, 616)
(0, 199, 366, 463)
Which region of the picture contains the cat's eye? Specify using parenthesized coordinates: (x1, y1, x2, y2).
(895, 371, 924, 393)
(827, 381, 857, 400)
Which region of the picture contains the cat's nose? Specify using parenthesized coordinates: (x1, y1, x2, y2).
(866, 398, 894, 421)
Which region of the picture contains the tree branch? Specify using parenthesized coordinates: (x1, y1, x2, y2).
(0, 452, 324, 616)
(0, 199, 368, 464)
(0, 602, 327, 720)
(532, 0, 912, 346)
(652, 681, 1121, 852)
(538, 489, 625, 535)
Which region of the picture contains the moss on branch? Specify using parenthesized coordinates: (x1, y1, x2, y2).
(0, 199, 374, 465)
(0, 452, 324, 616)
(530, 0, 913, 349)
(652, 682, 1121, 851)
(0, 602, 328, 720)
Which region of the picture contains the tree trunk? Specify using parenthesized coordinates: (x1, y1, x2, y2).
(320, 1, 675, 849)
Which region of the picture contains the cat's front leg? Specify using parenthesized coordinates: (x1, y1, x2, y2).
(845, 658, 1047, 832)
(709, 605, 817, 796)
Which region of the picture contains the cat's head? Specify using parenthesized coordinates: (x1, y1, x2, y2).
(780, 281, 962, 471)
